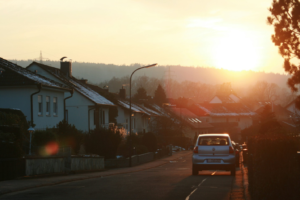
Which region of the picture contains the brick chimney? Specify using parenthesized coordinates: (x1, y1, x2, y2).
(60, 61, 72, 78)
(79, 79, 88, 84)
(119, 86, 126, 99)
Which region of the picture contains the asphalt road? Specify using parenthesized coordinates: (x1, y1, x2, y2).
(0, 154, 239, 200)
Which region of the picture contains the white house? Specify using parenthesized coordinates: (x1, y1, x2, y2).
(26, 61, 115, 132)
(0, 57, 72, 129)
(286, 100, 300, 116)
(117, 100, 155, 134)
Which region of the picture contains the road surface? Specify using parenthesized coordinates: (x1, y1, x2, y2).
(0, 153, 243, 200)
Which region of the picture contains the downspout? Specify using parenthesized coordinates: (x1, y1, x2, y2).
(88, 107, 95, 133)
(30, 84, 42, 126)
(64, 89, 74, 121)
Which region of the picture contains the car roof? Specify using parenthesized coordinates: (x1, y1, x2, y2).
(198, 133, 230, 137)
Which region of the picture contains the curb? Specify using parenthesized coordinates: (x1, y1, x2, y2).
(241, 156, 250, 200)
(0, 151, 192, 196)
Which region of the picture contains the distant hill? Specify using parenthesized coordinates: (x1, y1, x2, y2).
(11, 59, 290, 89)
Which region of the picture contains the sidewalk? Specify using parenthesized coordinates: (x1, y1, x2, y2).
(0, 151, 192, 196)
(241, 153, 251, 200)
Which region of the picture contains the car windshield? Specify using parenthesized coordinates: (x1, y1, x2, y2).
(198, 136, 229, 145)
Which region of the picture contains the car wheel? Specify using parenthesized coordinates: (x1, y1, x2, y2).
(192, 164, 198, 175)
(230, 166, 236, 176)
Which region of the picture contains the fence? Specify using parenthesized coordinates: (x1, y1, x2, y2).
(0, 158, 25, 181)
(25, 156, 105, 176)
(105, 147, 172, 168)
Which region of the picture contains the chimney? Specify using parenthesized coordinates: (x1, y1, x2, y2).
(79, 79, 88, 84)
(119, 86, 126, 99)
(60, 60, 72, 78)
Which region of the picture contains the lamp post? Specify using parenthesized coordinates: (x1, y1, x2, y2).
(28, 127, 35, 155)
(129, 63, 157, 167)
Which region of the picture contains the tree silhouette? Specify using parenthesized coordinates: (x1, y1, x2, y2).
(259, 105, 281, 134)
(268, 0, 300, 108)
(133, 87, 148, 101)
(153, 84, 167, 105)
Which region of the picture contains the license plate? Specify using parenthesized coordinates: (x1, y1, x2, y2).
(207, 159, 221, 163)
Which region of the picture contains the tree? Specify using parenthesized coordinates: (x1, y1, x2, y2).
(268, 0, 300, 108)
(133, 87, 148, 101)
(249, 81, 280, 102)
(153, 84, 167, 105)
(259, 105, 281, 134)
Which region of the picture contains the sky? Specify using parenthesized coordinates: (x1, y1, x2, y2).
(0, 0, 287, 74)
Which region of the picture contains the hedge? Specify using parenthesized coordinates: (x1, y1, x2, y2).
(248, 135, 300, 200)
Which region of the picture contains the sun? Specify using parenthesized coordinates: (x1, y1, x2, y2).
(211, 31, 262, 71)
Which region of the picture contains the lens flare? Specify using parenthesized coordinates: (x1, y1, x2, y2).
(45, 142, 59, 155)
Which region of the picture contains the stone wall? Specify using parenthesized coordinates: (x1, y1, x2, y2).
(26, 157, 65, 176)
(25, 157, 104, 176)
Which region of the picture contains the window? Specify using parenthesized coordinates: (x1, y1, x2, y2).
(46, 96, 50, 116)
(198, 136, 229, 146)
(38, 95, 42, 115)
(53, 97, 57, 116)
(102, 110, 105, 124)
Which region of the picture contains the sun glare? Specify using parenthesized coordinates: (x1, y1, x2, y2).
(211, 31, 262, 71)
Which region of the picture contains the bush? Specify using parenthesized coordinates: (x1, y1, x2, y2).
(85, 127, 122, 159)
(32, 129, 58, 156)
(248, 135, 300, 200)
(32, 129, 57, 146)
(141, 132, 157, 152)
(54, 120, 84, 154)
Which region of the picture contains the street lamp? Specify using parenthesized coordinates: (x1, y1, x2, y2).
(129, 63, 157, 167)
(28, 126, 35, 155)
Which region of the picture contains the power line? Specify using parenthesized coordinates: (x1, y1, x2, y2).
(33, 51, 50, 63)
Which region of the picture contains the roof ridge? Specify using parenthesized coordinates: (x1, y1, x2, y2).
(0, 57, 69, 90)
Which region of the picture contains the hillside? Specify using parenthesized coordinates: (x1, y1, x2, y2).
(11, 59, 290, 89)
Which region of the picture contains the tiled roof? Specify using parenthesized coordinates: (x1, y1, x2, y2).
(27, 62, 114, 106)
(0, 58, 69, 90)
(168, 107, 213, 129)
(196, 103, 256, 116)
(117, 100, 162, 116)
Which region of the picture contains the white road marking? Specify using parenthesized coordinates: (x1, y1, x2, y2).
(185, 178, 207, 200)
(211, 171, 217, 175)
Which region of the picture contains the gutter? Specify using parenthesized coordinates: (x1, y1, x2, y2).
(64, 89, 74, 121)
(30, 84, 42, 126)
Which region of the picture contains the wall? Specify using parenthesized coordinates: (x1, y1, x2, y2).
(71, 157, 104, 171)
(65, 90, 94, 131)
(105, 152, 154, 168)
(116, 106, 130, 134)
(26, 157, 65, 176)
(0, 86, 65, 129)
(25, 157, 105, 176)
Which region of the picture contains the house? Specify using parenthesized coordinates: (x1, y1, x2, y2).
(166, 106, 213, 141)
(0, 57, 72, 129)
(116, 99, 162, 134)
(193, 102, 255, 131)
(26, 60, 115, 132)
(286, 100, 300, 117)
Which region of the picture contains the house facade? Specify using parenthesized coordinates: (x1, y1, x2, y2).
(0, 58, 71, 129)
(26, 61, 114, 132)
